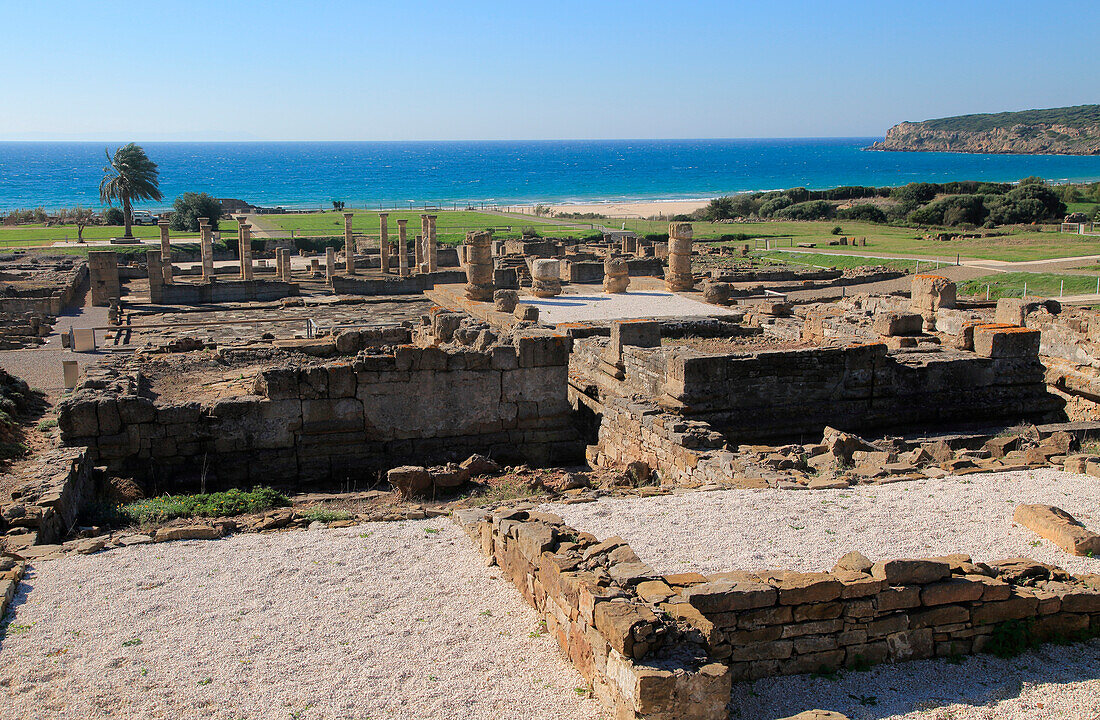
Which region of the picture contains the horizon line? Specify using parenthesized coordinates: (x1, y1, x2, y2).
(0, 135, 885, 144)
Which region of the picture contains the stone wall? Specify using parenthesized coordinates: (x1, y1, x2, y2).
(454, 505, 1100, 719)
(57, 335, 582, 489)
(681, 554, 1100, 682)
(571, 335, 1061, 444)
(453, 507, 731, 720)
(330, 270, 466, 296)
(151, 278, 299, 304)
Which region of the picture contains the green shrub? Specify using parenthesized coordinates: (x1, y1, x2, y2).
(119, 486, 289, 525)
(102, 207, 124, 226)
(775, 200, 834, 221)
(836, 204, 887, 223)
(170, 192, 222, 232)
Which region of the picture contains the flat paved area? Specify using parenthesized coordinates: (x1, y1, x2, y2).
(524, 284, 738, 324)
(0, 520, 600, 720)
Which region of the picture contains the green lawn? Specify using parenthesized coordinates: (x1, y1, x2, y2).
(754, 250, 928, 273)
(257, 210, 600, 245)
(958, 272, 1100, 300)
(0, 220, 238, 246)
(1066, 202, 1099, 216)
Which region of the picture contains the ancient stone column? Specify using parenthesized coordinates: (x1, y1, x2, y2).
(343, 212, 356, 275)
(531, 259, 562, 297)
(157, 220, 173, 284)
(281, 248, 293, 282)
(146, 249, 164, 303)
(379, 213, 390, 274)
(464, 230, 494, 301)
(275, 247, 285, 279)
(89, 251, 120, 307)
(397, 219, 409, 277)
(325, 246, 336, 283)
(426, 215, 438, 272)
(239, 223, 254, 280)
(604, 257, 630, 293)
(198, 218, 214, 282)
(419, 215, 428, 269)
(665, 222, 694, 291)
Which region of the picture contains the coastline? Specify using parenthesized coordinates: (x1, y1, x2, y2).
(509, 199, 710, 218)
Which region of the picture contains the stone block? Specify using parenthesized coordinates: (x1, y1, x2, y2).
(972, 324, 1040, 358)
(920, 578, 985, 606)
(1013, 504, 1100, 557)
(871, 559, 950, 586)
(872, 312, 924, 337)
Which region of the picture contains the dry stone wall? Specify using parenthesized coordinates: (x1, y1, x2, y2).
(57, 336, 581, 488)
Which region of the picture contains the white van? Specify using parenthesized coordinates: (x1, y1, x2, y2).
(131, 210, 158, 225)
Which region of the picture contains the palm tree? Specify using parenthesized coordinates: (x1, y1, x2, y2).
(99, 143, 162, 239)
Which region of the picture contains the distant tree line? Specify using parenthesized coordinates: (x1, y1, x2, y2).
(694, 176, 1091, 228)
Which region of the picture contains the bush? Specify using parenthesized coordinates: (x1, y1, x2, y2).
(520, 227, 541, 238)
(293, 236, 343, 253)
(891, 182, 938, 208)
(758, 195, 793, 217)
(909, 195, 987, 226)
(836, 204, 887, 223)
(831, 226, 843, 235)
(775, 200, 833, 221)
(102, 207, 124, 225)
(170, 192, 222, 232)
(119, 486, 289, 525)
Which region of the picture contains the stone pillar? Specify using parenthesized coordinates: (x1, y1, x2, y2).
(198, 218, 215, 282)
(88, 251, 120, 307)
(379, 213, 390, 274)
(275, 247, 285, 279)
(238, 223, 254, 280)
(157, 220, 173, 284)
(426, 215, 438, 272)
(397, 219, 409, 277)
(280, 248, 293, 282)
(464, 231, 494, 301)
(665, 222, 694, 291)
(419, 214, 428, 269)
(343, 212, 356, 275)
(325, 246, 336, 283)
(146, 249, 164, 303)
(604, 257, 630, 293)
(531, 259, 562, 297)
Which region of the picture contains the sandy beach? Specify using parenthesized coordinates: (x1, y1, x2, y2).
(510, 199, 711, 219)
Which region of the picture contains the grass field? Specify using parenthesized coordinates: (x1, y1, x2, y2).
(258, 210, 600, 245)
(754, 250, 928, 273)
(0, 220, 238, 245)
(958, 272, 1100, 300)
(622, 218, 1100, 262)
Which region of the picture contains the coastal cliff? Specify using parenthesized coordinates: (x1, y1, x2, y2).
(869, 105, 1100, 155)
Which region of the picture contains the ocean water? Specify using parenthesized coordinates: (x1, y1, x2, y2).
(3, 139, 1100, 212)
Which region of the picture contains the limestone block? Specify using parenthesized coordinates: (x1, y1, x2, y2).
(494, 289, 519, 313)
(972, 324, 1040, 358)
(1014, 504, 1100, 556)
(702, 280, 731, 305)
(154, 525, 221, 542)
(514, 303, 539, 322)
(910, 274, 956, 313)
(603, 258, 630, 294)
(872, 312, 924, 337)
(531, 259, 563, 298)
(870, 558, 950, 585)
(388, 466, 432, 498)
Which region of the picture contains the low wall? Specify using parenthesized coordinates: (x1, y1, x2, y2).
(330, 270, 466, 296)
(151, 279, 299, 304)
(57, 335, 582, 488)
(572, 335, 1062, 444)
(455, 506, 1100, 719)
(453, 507, 731, 720)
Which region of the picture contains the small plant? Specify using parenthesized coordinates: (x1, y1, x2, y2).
(37, 418, 58, 432)
(122, 637, 143, 647)
(120, 486, 289, 525)
(848, 693, 878, 706)
(479, 609, 493, 617)
(986, 619, 1034, 657)
(831, 226, 843, 235)
(811, 664, 840, 681)
(197, 678, 212, 686)
(848, 653, 871, 672)
(424, 527, 441, 535)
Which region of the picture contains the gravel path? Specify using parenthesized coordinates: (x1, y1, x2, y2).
(729, 640, 1100, 719)
(549, 469, 1100, 577)
(0, 520, 601, 720)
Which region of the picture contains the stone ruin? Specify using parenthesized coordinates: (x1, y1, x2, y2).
(12, 219, 1100, 720)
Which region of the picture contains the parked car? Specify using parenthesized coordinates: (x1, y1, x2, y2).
(131, 210, 158, 226)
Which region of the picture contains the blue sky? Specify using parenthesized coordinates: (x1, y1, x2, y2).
(0, 0, 1095, 141)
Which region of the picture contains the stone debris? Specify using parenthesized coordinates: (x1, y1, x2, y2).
(1013, 503, 1100, 556)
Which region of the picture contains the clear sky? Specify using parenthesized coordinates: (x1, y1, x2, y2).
(1, 0, 1096, 141)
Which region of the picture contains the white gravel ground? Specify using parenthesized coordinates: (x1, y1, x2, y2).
(525, 288, 737, 324)
(550, 469, 1100, 577)
(551, 469, 1100, 720)
(0, 520, 602, 720)
(729, 640, 1100, 720)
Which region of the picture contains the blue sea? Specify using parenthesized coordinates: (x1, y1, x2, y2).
(3, 139, 1100, 212)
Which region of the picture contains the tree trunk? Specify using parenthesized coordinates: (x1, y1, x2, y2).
(123, 196, 133, 239)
